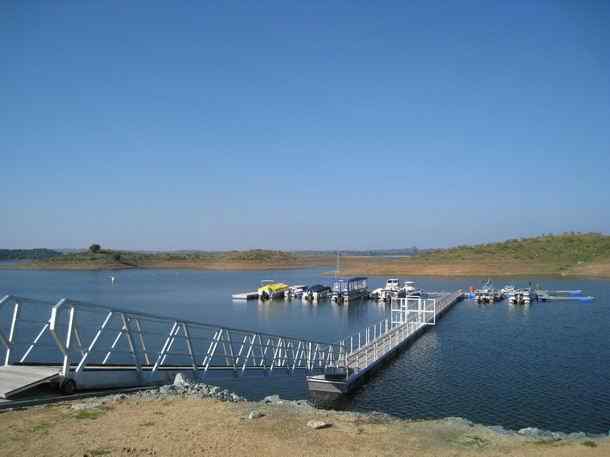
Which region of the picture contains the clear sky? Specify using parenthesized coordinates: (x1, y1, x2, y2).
(2, 1, 609, 250)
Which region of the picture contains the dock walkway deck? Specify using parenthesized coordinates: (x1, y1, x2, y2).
(307, 290, 463, 395)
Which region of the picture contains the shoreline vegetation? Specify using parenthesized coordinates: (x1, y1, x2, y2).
(0, 384, 608, 457)
(2, 233, 610, 278)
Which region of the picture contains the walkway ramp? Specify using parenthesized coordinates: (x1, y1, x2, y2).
(0, 294, 342, 397)
(0, 365, 60, 399)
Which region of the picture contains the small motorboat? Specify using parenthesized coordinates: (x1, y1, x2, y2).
(258, 281, 289, 300)
(302, 284, 331, 301)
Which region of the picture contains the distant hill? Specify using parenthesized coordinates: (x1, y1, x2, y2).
(294, 248, 419, 257)
(417, 233, 610, 265)
(0, 249, 63, 260)
(11, 248, 333, 271)
(337, 233, 610, 277)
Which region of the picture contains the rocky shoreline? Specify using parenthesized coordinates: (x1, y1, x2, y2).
(2, 377, 609, 457)
(65, 375, 609, 444)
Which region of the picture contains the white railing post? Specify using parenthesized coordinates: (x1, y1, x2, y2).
(182, 323, 197, 370)
(3, 301, 20, 366)
(122, 314, 142, 375)
(61, 305, 76, 376)
(0, 296, 13, 366)
(133, 318, 150, 366)
(76, 311, 113, 373)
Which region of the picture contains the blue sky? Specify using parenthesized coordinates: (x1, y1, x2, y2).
(2, 1, 609, 250)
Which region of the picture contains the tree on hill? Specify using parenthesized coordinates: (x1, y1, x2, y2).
(89, 244, 101, 254)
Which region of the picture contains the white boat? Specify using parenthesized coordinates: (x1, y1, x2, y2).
(501, 285, 516, 296)
(509, 288, 536, 305)
(369, 287, 384, 300)
(257, 281, 289, 300)
(385, 278, 401, 291)
(286, 285, 306, 298)
(373, 278, 407, 302)
(302, 284, 331, 301)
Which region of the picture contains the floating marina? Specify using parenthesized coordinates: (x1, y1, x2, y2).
(307, 290, 464, 396)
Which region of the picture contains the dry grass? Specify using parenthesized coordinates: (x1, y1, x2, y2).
(0, 398, 608, 457)
(335, 256, 610, 278)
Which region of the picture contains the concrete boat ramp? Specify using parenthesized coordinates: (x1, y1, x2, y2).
(0, 291, 463, 404)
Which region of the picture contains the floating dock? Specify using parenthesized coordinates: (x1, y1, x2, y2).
(231, 291, 259, 300)
(306, 290, 463, 396)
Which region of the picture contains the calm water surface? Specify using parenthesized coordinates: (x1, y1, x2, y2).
(0, 268, 608, 434)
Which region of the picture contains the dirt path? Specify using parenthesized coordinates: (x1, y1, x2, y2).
(0, 396, 608, 457)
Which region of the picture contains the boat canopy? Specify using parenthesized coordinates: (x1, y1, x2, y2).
(332, 277, 368, 292)
(307, 284, 330, 293)
(257, 282, 289, 294)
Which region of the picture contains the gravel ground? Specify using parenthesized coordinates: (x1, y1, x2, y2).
(1, 377, 608, 457)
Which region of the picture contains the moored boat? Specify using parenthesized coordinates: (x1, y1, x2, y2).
(331, 277, 368, 303)
(258, 281, 289, 300)
(302, 284, 331, 301)
(475, 280, 498, 303)
(286, 284, 306, 299)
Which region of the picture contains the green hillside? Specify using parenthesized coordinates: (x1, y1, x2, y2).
(417, 233, 610, 264)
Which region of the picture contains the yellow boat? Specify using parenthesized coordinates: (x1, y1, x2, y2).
(258, 282, 289, 300)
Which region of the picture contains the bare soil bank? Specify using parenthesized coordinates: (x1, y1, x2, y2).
(2, 256, 335, 272)
(1, 396, 608, 457)
(4, 255, 610, 278)
(335, 256, 610, 278)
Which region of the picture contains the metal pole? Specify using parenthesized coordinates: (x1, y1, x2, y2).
(62, 305, 76, 376)
(122, 314, 142, 375)
(76, 311, 113, 373)
(4, 301, 20, 366)
(134, 318, 151, 365)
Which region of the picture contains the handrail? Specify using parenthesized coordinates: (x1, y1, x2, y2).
(0, 294, 344, 381)
(8, 295, 335, 346)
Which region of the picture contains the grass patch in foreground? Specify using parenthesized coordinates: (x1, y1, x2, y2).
(31, 422, 51, 434)
(73, 408, 108, 420)
(582, 440, 598, 448)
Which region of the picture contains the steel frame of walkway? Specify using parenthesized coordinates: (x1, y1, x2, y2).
(0, 291, 463, 399)
(0, 294, 344, 397)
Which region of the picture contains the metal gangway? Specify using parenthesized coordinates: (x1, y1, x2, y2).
(306, 290, 463, 394)
(0, 295, 344, 399)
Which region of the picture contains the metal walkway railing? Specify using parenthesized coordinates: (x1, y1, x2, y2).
(0, 295, 345, 386)
(334, 291, 463, 379)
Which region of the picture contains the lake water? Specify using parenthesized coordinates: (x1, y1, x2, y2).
(0, 268, 608, 434)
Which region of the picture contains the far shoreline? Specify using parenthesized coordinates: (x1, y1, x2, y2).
(2, 256, 610, 279)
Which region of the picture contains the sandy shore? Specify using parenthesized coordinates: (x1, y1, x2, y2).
(0, 387, 608, 457)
